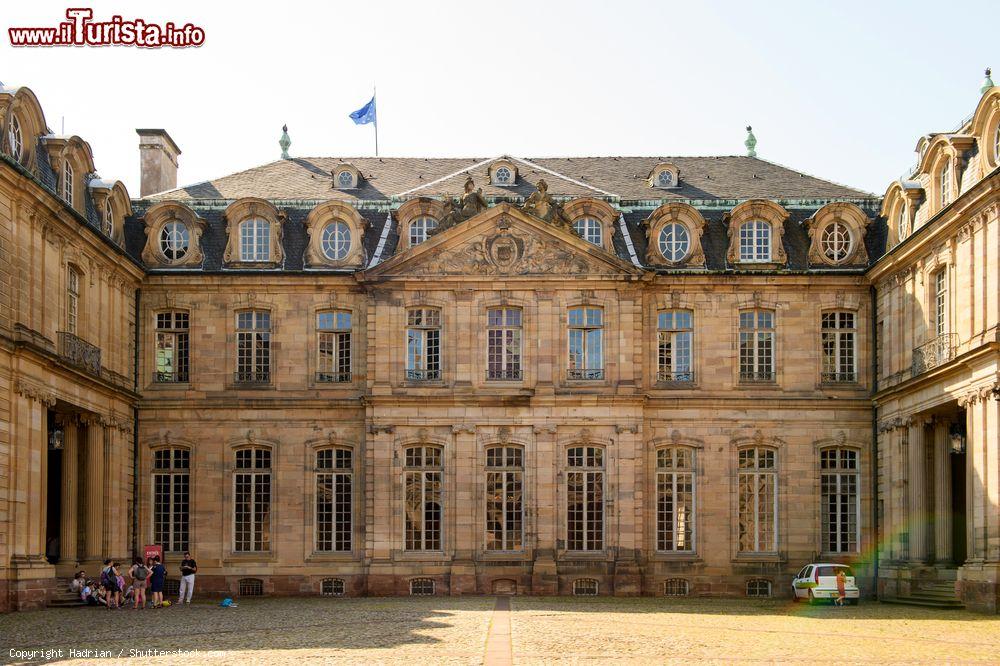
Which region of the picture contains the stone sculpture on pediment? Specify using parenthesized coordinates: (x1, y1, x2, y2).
(431, 177, 489, 236)
(522, 179, 572, 230)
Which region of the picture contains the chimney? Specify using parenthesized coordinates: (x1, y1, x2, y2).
(136, 129, 181, 197)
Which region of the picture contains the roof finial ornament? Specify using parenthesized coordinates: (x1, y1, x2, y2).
(744, 125, 757, 158)
(279, 124, 291, 160)
(981, 67, 994, 95)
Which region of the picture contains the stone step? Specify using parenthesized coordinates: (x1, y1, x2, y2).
(881, 597, 965, 609)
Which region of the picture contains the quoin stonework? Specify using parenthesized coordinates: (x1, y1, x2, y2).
(1, 74, 998, 613)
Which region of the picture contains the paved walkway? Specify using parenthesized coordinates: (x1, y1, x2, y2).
(483, 596, 512, 666)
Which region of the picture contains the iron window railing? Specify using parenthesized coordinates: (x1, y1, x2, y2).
(154, 370, 190, 383)
(316, 371, 352, 383)
(406, 368, 441, 381)
(234, 370, 271, 385)
(739, 370, 774, 382)
(657, 370, 694, 383)
(567, 368, 604, 381)
(912, 333, 958, 375)
(486, 368, 522, 381)
(57, 331, 101, 376)
(821, 370, 857, 383)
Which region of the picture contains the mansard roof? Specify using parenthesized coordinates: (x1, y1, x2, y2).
(146, 155, 873, 203)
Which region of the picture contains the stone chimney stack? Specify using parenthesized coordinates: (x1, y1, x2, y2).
(136, 129, 181, 197)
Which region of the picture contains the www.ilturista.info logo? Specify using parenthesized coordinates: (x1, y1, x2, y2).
(9, 8, 205, 48)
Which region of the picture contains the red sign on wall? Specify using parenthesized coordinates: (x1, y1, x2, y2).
(144, 544, 163, 563)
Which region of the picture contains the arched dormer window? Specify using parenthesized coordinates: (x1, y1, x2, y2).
(739, 220, 771, 262)
(562, 198, 617, 250)
(142, 202, 206, 268)
(6, 113, 22, 162)
(644, 202, 708, 267)
(303, 201, 367, 268)
(488, 159, 518, 186)
(61, 160, 74, 207)
(725, 200, 789, 267)
(648, 163, 680, 189)
(332, 163, 360, 190)
(806, 202, 870, 267)
(897, 204, 909, 241)
(572, 217, 602, 246)
(939, 160, 952, 208)
(223, 198, 284, 268)
(409, 217, 438, 246)
(241, 218, 270, 261)
(395, 198, 447, 250)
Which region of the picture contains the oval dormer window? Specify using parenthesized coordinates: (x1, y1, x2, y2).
(321, 221, 351, 260)
(658, 223, 690, 262)
(160, 221, 190, 261)
(657, 170, 674, 187)
(495, 166, 513, 185)
(338, 171, 354, 189)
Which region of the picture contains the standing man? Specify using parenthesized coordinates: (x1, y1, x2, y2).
(178, 551, 197, 604)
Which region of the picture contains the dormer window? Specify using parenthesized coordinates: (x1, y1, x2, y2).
(333, 164, 360, 190)
(649, 163, 680, 189)
(658, 223, 690, 262)
(160, 221, 190, 261)
(739, 220, 771, 262)
(61, 161, 74, 206)
(489, 160, 518, 186)
(409, 217, 438, 246)
(321, 221, 351, 260)
(6, 114, 23, 162)
(103, 201, 114, 236)
(337, 170, 354, 189)
(939, 160, 952, 207)
(657, 170, 674, 187)
(820, 220, 852, 263)
(240, 218, 271, 262)
(495, 166, 513, 185)
(898, 205, 909, 241)
(573, 217, 602, 246)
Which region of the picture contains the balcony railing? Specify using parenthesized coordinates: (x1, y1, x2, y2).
(486, 368, 522, 381)
(912, 333, 958, 375)
(155, 370, 189, 383)
(57, 331, 101, 376)
(406, 368, 441, 381)
(657, 370, 694, 383)
(739, 370, 775, 383)
(316, 371, 352, 383)
(234, 370, 271, 385)
(821, 371, 857, 384)
(567, 368, 604, 381)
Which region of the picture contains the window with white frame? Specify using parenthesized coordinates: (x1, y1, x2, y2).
(939, 160, 952, 208)
(485, 446, 523, 551)
(409, 217, 438, 246)
(337, 170, 354, 189)
(404, 446, 443, 551)
(155, 312, 190, 382)
(658, 223, 690, 262)
(486, 307, 522, 381)
(321, 221, 351, 260)
(567, 306, 604, 380)
(657, 170, 674, 187)
(821, 448, 859, 553)
(6, 114, 22, 161)
(566, 446, 604, 551)
(737, 447, 777, 553)
(236, 310, 271, 384)
(820, 220, 853, 263)
(995, 125, 1000, 166)
(153, 448, 190, 552)
(159, 222, 190, 261)
(656, 447, 695, 552)
(103, 201, 114, 237)
(739, 309, 775, 382)
(234, 447, 271, 552)
(406, 308, 441, 381)
(239, 218, 271, 262)
(572, 217, 602, 246)
(66, 266, 80, 335)
(657, 310, 693, 382)
(934, 269, 948, 338)
(494, 166, 513, 185)
(821, 311, 856, 383)
(738, 220, 771, 262)
(317, 310, 351, 383)
(61, 161, 74, 206)
(897, 204, 909, 241)
(315, 448, 352, 552)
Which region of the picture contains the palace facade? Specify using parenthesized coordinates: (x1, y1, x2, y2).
(1, 75, 998, 612)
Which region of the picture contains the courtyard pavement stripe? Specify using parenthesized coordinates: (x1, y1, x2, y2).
(483, 596, 513, 666)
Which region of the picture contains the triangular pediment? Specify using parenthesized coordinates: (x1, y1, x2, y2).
(361, 203, 645, 279)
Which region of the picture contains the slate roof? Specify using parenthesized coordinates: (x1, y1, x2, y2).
(147, 155, 873, 202)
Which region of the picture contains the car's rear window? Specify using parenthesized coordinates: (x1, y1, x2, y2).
(817, 565, 854, 577)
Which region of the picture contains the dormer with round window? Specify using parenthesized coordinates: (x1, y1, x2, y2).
(488, 159, 518, 186)
(648, 163, 680, 189)
(1, 86, 46, 168)
(332, 163, 361, 190)
(644, 202, 707, 267)
(805, 202, 870, 267)
(561, 198, 618, 250)
(141, 201, 207, 268)
(303, 200, 368, 268)
(395, 197, 447, 250)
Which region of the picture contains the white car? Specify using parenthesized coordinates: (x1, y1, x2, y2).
(791, 563, 860, 604)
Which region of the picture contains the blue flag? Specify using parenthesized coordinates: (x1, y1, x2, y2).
(350, 96, 376, 125)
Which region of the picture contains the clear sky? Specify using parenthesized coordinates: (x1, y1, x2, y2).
(2, 0, 995, 197)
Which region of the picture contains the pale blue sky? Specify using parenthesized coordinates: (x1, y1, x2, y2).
(2, 0, 995, 196)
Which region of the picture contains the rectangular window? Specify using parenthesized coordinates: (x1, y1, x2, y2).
(404, 446, 442, 550)
(155, 312, 190, 382)
(239, 219, 271, 262)
(317, 311, 352, 383)
(315, 448, 352, 552)
(739, 309, 774, 382)
(821, 448, 859, 553)
(152, 448, 190, 552)
(737, 447, 777, 553)
(66, 267, 80, 335)
(485, 446, 523, 551)
(567, 307, 604, 380)
(234, 448, 271, 552)
(821, 311, 856, 383)
(566, 446, 604, 551)
(934, 269, 947, 338)
(739, 221, 771, 262)
(656, 448, 695, 552)
(406, 308, 441, 381)
(486, 308, 522, 381)
(61, 161, 74, 206)
(657, 310, 693, 382)
(236, 310, 271, 384)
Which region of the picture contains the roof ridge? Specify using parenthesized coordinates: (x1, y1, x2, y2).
(146, 158, 287, 199)
(510, 156, 619, 198)
(747, 156, 876, 198)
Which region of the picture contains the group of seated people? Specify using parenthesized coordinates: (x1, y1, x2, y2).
(69, 555, 168, 609)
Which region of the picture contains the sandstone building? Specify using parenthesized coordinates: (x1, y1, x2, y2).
(1, 74, 997, 612)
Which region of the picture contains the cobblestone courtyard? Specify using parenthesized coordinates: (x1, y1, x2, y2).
(2, 597, 1000, 665)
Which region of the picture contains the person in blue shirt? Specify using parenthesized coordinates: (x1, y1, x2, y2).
(149, 556, 167, 608)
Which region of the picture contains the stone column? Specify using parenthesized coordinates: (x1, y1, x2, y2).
(531, 425, 558, 594)
(59, 417, 79, 564)
(83, 416, 105, 561)
(908, 419, 928, 563)
(933, 420, 952, 565)
(450, 424, 477, 595)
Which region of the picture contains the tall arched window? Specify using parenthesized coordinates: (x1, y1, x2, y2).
(572, 218, 602, 246)
(6, 114, 23, 161)
(234, 447, 272, 552)
(566, 446, 604, 551)
(239, 218, 271, 262)
(66, 266, 80, 335)
(739, 221, 771, 262)
(485, 446, 523, 551)
(404, 445, 443, 551)
(409, 217, 438, 246)
(153, 448, 190, 552)
(820, 448, 859, 553)
(897, 204, 909, 241)
(939, 160, 952, 208)
(61, 161, 74, 207)
(656, 447, 695, 552)
(315, 448, 352, 552)
(737, 447, 777, 553)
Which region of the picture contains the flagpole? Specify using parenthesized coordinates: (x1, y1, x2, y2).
(373, 85, 379, 157)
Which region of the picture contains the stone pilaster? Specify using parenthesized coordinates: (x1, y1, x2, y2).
(908, 418, 928, 563)
(613, 423, 641, 596)
(450, 424, 477, 595)
(932, 419, 952, 565)
(531, 424, 558, 594)
(58, 416, 79, 565)
(83, 415, 105, 562)
(365, 424, 395, 594)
